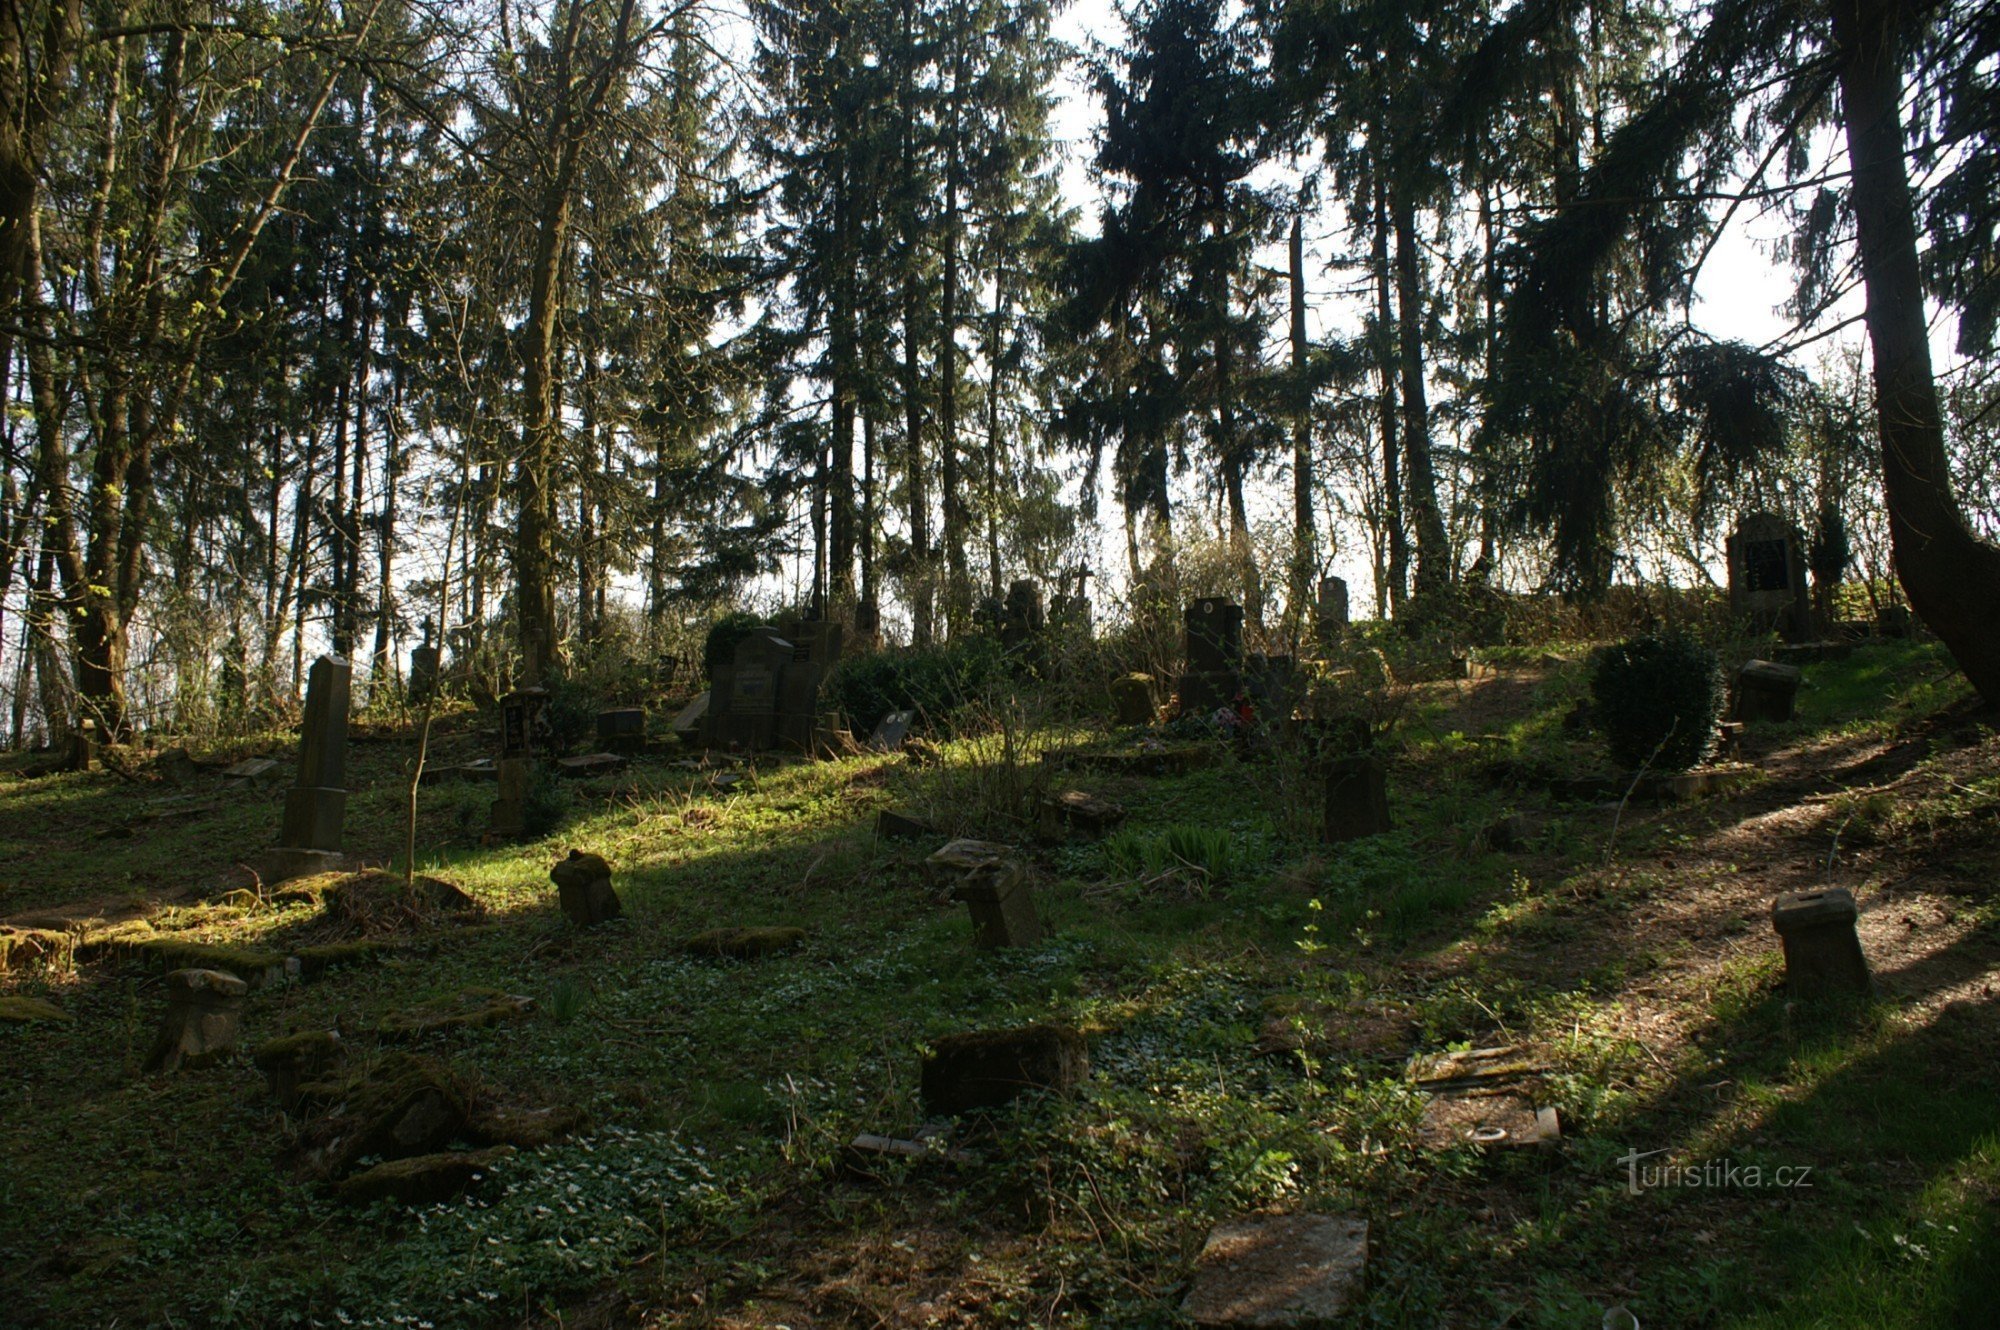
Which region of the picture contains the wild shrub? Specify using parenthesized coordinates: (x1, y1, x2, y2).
(1589, 633, 1724, 771)
(824, 636, 1008, 736)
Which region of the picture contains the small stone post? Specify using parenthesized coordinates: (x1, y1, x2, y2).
(144, 969, 249, 1073)
(1772, 888, 1871, 1000)
(952, 860, 1043, 949)
(258, 656, 351, 882)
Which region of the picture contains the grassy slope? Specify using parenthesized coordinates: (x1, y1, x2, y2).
(0, 638, 1995, 1327)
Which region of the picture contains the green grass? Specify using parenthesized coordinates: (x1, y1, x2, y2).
(2, 642, 1996, 1325)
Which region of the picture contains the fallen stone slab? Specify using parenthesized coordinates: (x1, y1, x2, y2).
(1181, 1213, 1369, 1328)
(220, 757, 284, 789)
(333, 1146, 513, 1207)
(845, 1129, 981, 1169)
(1417, 1090, 1560, 1151)
(556, 752, 628, 778)
(926, 838, 1014, 883)
(469, 1103, 589, 1150)
(377, 989, 535, 1041)
(252, 1030, 344, 1108)
(685, 926, 807, 960)
(875, 809, 936, 840)
(1408, 1045, 1548, 1091)
(919, 1023, 1088, 1116)
(0, 995, 74, 1024)
(300, 1053, 469, 1180)
(1036, 790, 1127, 841)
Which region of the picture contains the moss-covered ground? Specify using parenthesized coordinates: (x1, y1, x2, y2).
(2, 638, 1996, 1327)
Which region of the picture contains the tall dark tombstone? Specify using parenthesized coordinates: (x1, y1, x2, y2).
(1727, 512, 1812, 642)
(489, 687, 549, 840)
(1002, 579, 1047, 669)
(715, 627, 791, 750)
(1179, 597, 1245, 716)
(1315, 576, 1350, 655)
(409, 619, 441, 704)
(259, 656, 351, 881)
(1322, 753, 1391, 843)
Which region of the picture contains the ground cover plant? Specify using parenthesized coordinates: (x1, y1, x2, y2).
(2, 637, 1996, 1327)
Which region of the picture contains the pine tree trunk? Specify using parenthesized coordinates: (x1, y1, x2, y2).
(1288, 215, 1315, 635)
(1833, 0, 2000, 703)
(1371, 175, 1405, 616)
(1393, 192, 1450, 595)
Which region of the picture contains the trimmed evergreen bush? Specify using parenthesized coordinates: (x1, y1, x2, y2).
(1590, 633, 1725, 772)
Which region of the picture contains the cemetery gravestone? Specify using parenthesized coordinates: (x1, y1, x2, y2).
(409, 621, 441, 703)
(952, 860, 1043, 949)
(671, 691, 710, 738)
(1002, 579, 1047, 663)
(1727, 511, 1813, 641)
(1734, 659, 1803, 723)
(489, 687, 550, 841)
(550, 850, 621, 926)
(1109, 673, 1155, 726)
(1181, 1214, 1370, 1328)
(869, 709, 916, 752)
(261, 656, 352, 881)
(64, 717, 102, 773)
(1772, 888, 1871, 1000)
(919, 1024, 1088, 1116)
(1323, 753, 1391, 843)
(1243, 654, 1300, 729)
(144, 968, 248, 1073)
(1179, 597, 1245, 716)
(1315, 576, 1350, 654)
(596, 708, 646, 754)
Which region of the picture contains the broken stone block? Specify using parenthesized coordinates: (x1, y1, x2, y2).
(1181, 1213, 1369, 1328)
(1408, 1045, 1548, 1091)
(685, 926, 807, 959)
(670, 691, 710, 737)
(221, 757, 283, 790)
(252, 1030, 344, 1108)
(596, 708, 646, 753)
(1322, 753, 1390, 844)
(549, 850, 621, 926)
(919, 1023, 1088, 1116)
(844, 1127, 980, 1169)
(300, 1053, 468, 1180)
(1772, 888, 1871, 1000)
(332, 1145, 513, 1207)
(1036, 790, 1127, 841)
(1109, 673, 1155, 726)
(875, 809, 936, 840)
(926, 837, 1015, 883)
(143, 968, 247, 1073)
(1734, 659, 1802, 724)
(952, 861, 1043, 949)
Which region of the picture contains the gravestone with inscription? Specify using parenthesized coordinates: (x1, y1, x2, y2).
(1727, 512, 1812, 641)
(489, 687, 550, 840)
(1178, 598, 1245, 717)
(1315, 576, 1350, 654)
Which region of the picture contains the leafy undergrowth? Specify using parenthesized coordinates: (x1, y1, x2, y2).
(1, 638, 1996, 1327)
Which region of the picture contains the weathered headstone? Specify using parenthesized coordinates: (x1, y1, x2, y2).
(715, 627, 791, 750)
(1037, 790, 1126, 841)
(489, 686, 550, 841)
(550, 850, 621, 926)
(1181, 1214, 1369, 1328)
(1002, 579, 1047, 663)
(144, 968, 248, 1073)
(869, 709, 916, 752)
(260, 656, 352, 882)
(1734, 658, 1802, 723)
(1727, 512, 1812, 641)
(409, 621, 441, 704)
(1772, 888, 1870, 1000)
(919, 1024, 1087, 1116)
(1315, 576, 1350, 655)
(670, 690, 710, 737)
(63, 717, 102, 773)
(1109, 673, 1155, 726)
(1323, 753, 1391, 843)
(1180, 597, 1245, 716)
(596, 708, 646, 754)
(952, 860, 1043, 949)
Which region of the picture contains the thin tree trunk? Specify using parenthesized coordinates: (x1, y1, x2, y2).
(1288, 214, 1315, 636)
(1393, 191, 1449, 595)
(1371, 173, 1405, 615)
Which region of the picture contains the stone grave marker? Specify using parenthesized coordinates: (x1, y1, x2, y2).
(708, 627, 792, 751)
(926, 837, 1014, 884)
(144, 968, 248, 1073)
(869, 708, 916, 752)
(1772, 888, 1870, 1000)
(489, 686, 550, 840)
(876, 809, 935, 840)
(62, 717, 102, 773)
(952, 859, 1043, 949)
(1876, 604, 1913, 638)
(1002, 579, 1047, 663)
(260, 656, 352, 882)
(550, 850, 621, 926)
(1036, 790, 1126, 841)
(1322, 753, 1391, 843)
(1181, 1213, 1369, 1328)
(919, 1024, 1087, 1115)
(222, 756, 283, 790)
(1109, 672, 1155, 726)
(596, 708, 646, 754)
(1315, 577, 1351, 657)
(1243, 654, 1300, 729)
(409, 620, 441, 703)
(1179, 597, 1245, 716)
(670, 690, 710, 738)
(1727, 511, 1812, 641)
(1734, 658, 1802, 723)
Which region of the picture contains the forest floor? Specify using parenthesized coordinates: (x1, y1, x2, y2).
(2, 638, 1997, 1328)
